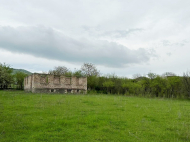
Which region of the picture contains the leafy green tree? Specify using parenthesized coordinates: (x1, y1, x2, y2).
(166, 76, 181, 98)
(49, 66, 70, 75)
(73, 69, 85, 77)
(96, 76, 107, 93)
(104, 73, 123, 94)
(0, 63, 13, 88)
(141, 77, 151, 95)
(147, 72, 157, 80)
(182, 72, 190, 98)
(122, 81, 141, 95)
(14, 72, 28, 89)
(81, 63, 100, 77)
(103, 80, 115, 94)
(87, 75, 99, 90)
(80, 63, 100, 90)
(112, 77, 123, 94)
(150, 76, 167, 97)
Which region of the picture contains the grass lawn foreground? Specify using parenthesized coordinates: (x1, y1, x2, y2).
(0, 90, 190, 141)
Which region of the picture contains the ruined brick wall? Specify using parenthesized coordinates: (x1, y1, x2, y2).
(24, 74, 34, 92)
(24, 73, 87, 94)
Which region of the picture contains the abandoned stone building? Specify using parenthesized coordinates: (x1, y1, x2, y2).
(24, 73, 87, 93)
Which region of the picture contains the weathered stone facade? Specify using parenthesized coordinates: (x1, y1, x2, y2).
(24, 73, 87, 93)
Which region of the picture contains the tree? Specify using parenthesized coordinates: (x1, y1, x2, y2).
(81, 63, 100, 77)
(0, 63, 13, 88)
(141, 77, 151, 95)
(15, 72, 28, 89)
(103, 80, 115, 94)
(49, 66, 70, 76)
(150, 76, 167, 97)
(87, 75, 99, 90)
(81, 63, 100, 91)
(182, 72, 190, 98)
(166, 76, 181, 98)
(132, 73, 142, 79)
(122, 81, 141, 95)
(73, 69, 85, 77)
(162, 72, 176, 78)
(147, 72, 157, 80)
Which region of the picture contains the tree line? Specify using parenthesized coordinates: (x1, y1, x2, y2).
(87, 73, 188, 98)
(1, 62, 190, 99)
(46, 63, 190, 99)
(0, 63, 28, 89)
(0, 62, 98, 90)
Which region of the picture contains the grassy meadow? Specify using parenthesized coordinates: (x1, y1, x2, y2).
(0, 91, 190, 142)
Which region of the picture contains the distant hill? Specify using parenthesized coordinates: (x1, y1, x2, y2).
(11, 68, 32, 75)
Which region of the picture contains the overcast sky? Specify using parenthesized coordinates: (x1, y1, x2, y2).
(0, 0, 190, 77)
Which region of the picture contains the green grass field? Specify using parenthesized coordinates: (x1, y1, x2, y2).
(0, 91, 190, 142)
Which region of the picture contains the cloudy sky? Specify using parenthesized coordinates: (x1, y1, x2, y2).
(0, 0, 190, 77)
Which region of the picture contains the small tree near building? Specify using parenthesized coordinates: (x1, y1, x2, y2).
(81, 63, 100, 77)
(49, 66, 70, 75)
(15, 72, 28, 90)
(0, 63, 13, 89)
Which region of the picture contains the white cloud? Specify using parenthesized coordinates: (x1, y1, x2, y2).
(0, 0, 190, 76)
(0, 26, 154, 68)
(0, 49, 81, 73)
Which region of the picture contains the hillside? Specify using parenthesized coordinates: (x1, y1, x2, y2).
(11, 68, 32, 75)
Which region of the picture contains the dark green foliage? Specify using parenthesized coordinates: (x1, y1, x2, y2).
(64, 71, 73, 77)
(166, 76, 182, 98)
(14, 72, 28, 89)
(181, 72, 190, 98)
(0, 63, 31, 89)
(103, 80, 115, 94)
(150, 76, 167, 97)
(87, 73, 190, 99)
(72, 69, 85, 77)
(141, 77, 151, 95)
(2, 62, 190, 99)
(87, 75, 99, 90)
(0, 63, 13, 88)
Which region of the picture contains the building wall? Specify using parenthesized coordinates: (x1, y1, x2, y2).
(24, 74, 33, 92)
(24, 73, 87, 94)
